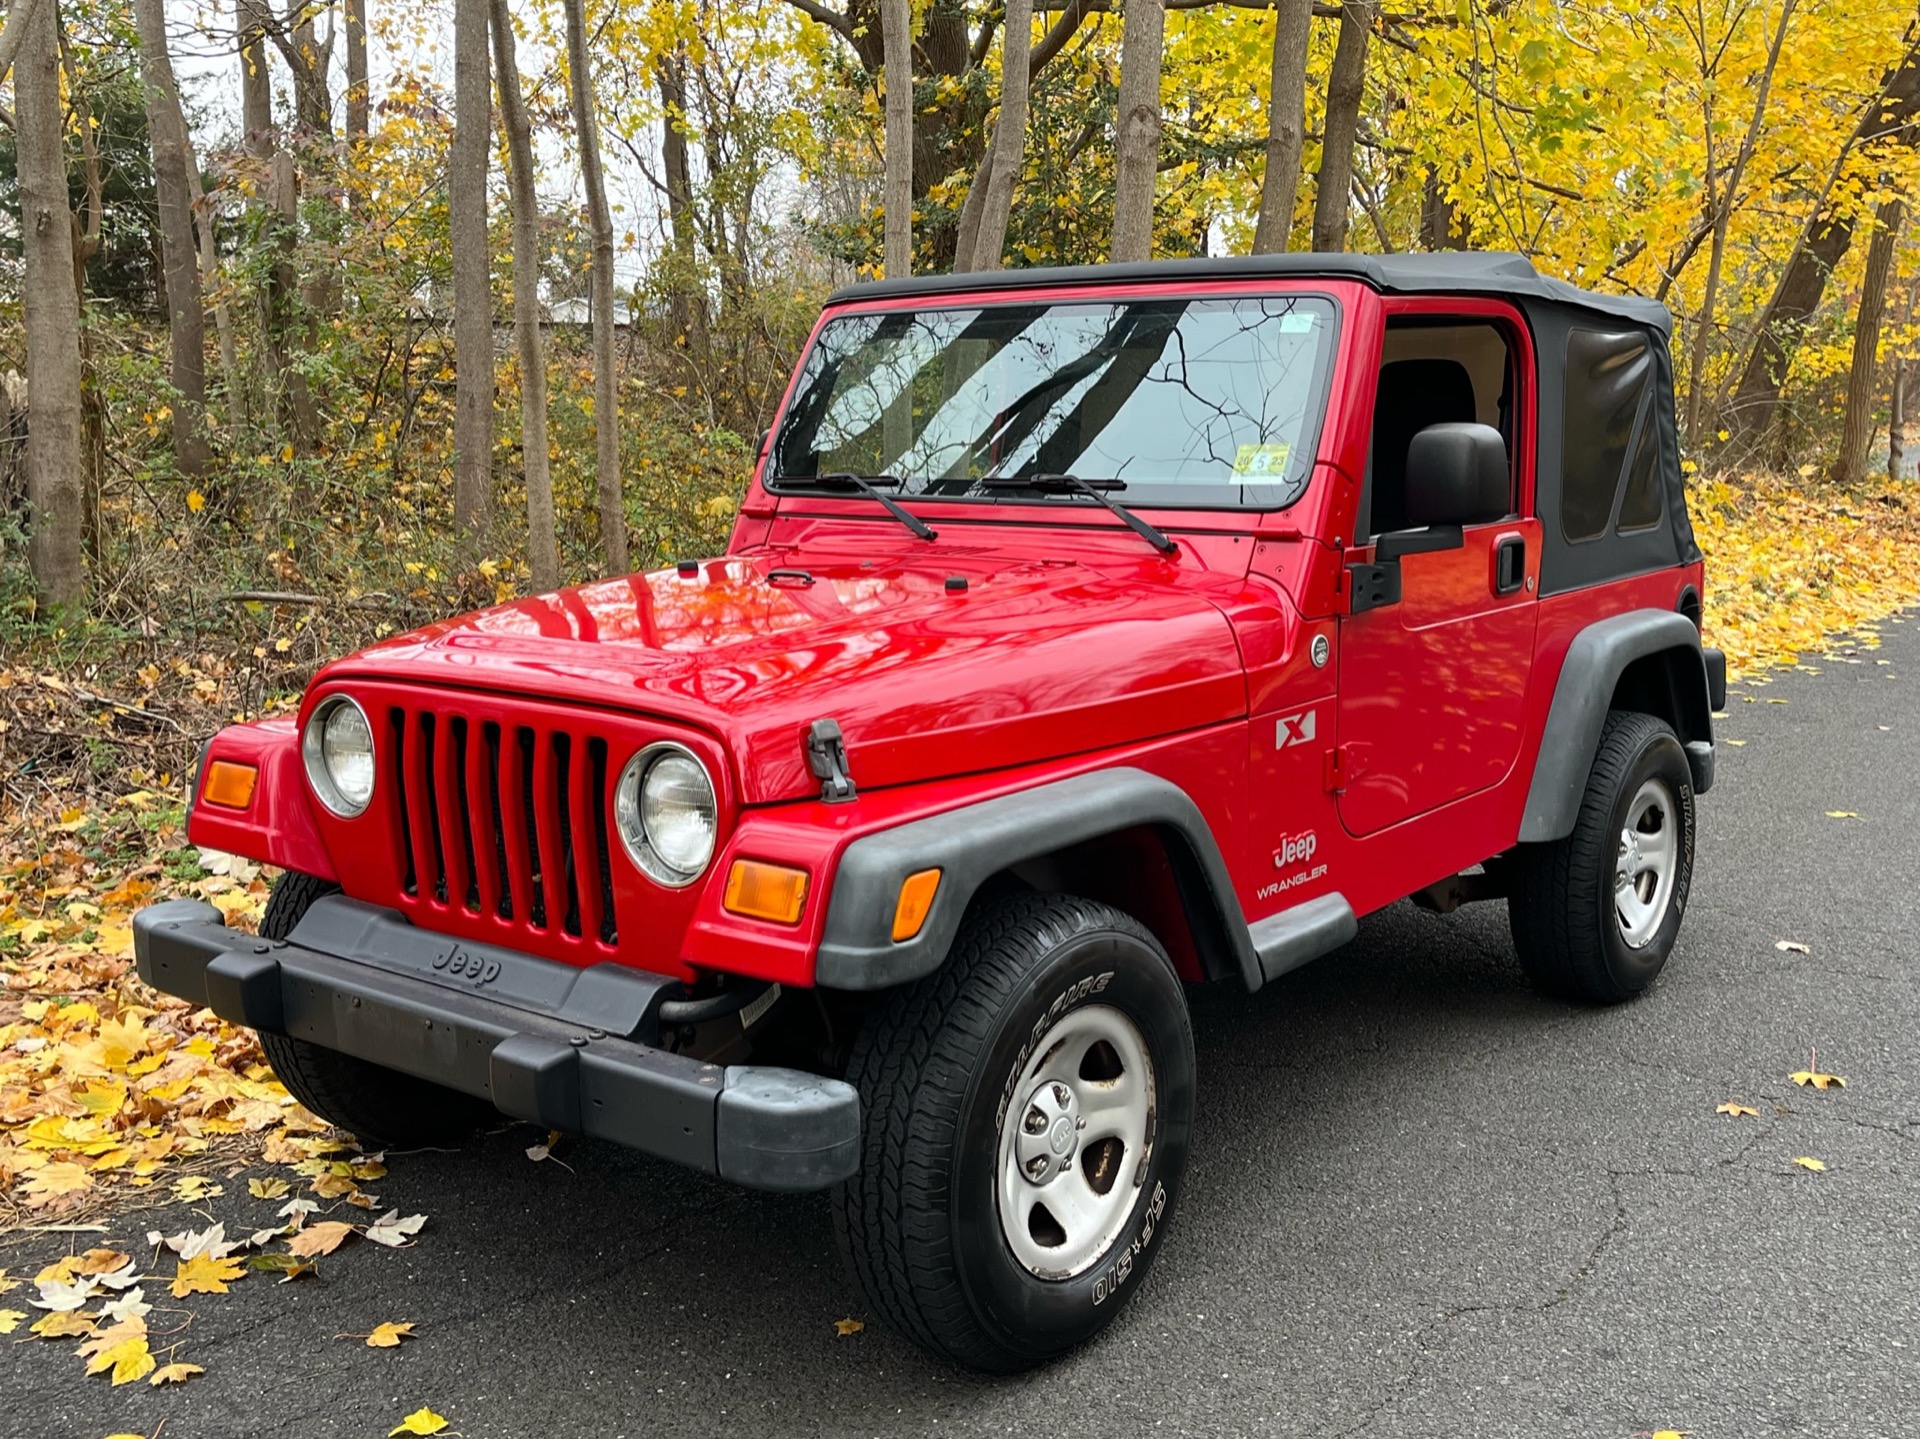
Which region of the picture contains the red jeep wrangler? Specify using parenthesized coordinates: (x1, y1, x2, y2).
(136, 253, 1725, 1372)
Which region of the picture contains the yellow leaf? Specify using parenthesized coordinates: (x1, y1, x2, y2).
(187, 489, 207, 513)
(171, 1253, 247, 1298)
(389, 1407, 450, 1436)
(249, 1177, 291, 1200)
(31, 1310, 98, 1339)
(833, 1317, 864, 1336)
(1824, 810, 1862, 820)
(1789, 1070, 1846, 1090)
(150, 1361, 206, 1386)
(1715, 1102, 1758, 1117)
(1651, 1431, 1689, 1439)
(0, 1309, 27, 1333)
(286, 1220, 356, 1258)
(174, 1175, 224, 1202)
(366, 1321, 416, 1348)
(1791, 1156, 1827, 1172)
(85, 1335, 156, 1386)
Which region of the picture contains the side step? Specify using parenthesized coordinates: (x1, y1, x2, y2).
(1248, 893, 1358, 985)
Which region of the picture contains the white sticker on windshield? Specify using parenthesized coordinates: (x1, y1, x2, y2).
(1279, 313, 1316, 333)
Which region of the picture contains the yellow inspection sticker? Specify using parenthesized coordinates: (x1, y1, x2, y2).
(1233, 443, 1291, 479)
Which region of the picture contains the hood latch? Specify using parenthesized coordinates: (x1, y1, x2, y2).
(806, 718, 857, 804)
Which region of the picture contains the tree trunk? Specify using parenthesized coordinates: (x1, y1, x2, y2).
(183, 155, 242, 427)
(952, 141, 993, 274)
(1684, 0, 1797, 448)
(1109, 0, 1165, 263)
(1251, 0, 1313, 254)
(1727, 36, 1920, 444)
(451, 0, 494, 543)
(1418, 166, 1467, 249)
(16, 0, 84, 612)
(1891, 357, 1911, 480)
(563, 0, 627, 575)
(276, 2, 335, 137)
(344, 0, 369, 140)
(238, 0, 274, 157)
(1312, 0, 1374, 253)
(1831, 197, 1905, 485)
(656, 53, 709, 365)
(882, 0, 913, 278)
(491, 0, 559, 592)
(132, 0, 209, 479)
(263, 152, 320, 457)
(970, 0, 1032, 272)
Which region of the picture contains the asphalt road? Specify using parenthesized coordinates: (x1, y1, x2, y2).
(6, 615, 1915, 1439)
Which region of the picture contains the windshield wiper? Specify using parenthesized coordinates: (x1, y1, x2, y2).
(776, 472, 937, 541)
(979, 473, 1178, 556)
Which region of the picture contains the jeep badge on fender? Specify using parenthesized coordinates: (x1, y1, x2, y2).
(135, 252, 1723, 1374)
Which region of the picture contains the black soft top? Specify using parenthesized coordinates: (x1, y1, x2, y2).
(828, 252, 1671, 334)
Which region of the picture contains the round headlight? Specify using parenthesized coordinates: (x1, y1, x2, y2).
(614, 744, 717, 887)
(302, 695, 375, 817)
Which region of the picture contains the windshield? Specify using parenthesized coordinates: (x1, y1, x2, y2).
(770, 294, 1338, 509)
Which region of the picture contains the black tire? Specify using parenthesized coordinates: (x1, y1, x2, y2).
(256, 872, 493, 1147)
(833, 889, 1195, 1372)
(1509, 710, 1696, 1003)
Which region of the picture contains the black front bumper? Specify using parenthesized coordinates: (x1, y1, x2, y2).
(132, 896, 859, 1191)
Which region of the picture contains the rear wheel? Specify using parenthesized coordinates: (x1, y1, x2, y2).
(1509, 710, 1696, 1003)
(834, 889, 1195, 1372)
(256, 872, 493, 1147)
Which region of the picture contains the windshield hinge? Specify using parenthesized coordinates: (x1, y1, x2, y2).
(806, 718, 857, 804)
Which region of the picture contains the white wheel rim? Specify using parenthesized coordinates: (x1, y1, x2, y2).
(1615, 777, 1679, 949)
(994, 1002, 1156, 1281)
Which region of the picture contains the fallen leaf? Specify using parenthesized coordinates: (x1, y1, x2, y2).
(389, 1407, 450, 1436)
(1791, 1156, 1827, 1172)
(365, 1321, 416, 1348)
(0, 1309, 27, 1333)
(1824, 810, 1863, 820)
(173, 1176, 224, 1202)
(286, 1220, 355, 1258)
(249, 1177, 291, 1200)
(1774, 940, 1811, 954)
(84, 1333, 156, 1386)
(248, 1252, 316, 1283)
(150, 1361, 206, 1386)
(1790, 1070, 1846, 1090)
(171, 1253, 247, 1298)
(100, 1288, 152, 1323)
(834, 1317, 864, 1336)
(29, 1310, 98, 1339)
(1724, 738, 1747, 746)
(364, 1211, 427, 1248)
(1715, 1102, 1758, 1117)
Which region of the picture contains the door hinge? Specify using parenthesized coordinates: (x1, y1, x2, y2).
(1323, 745, 1348, 794)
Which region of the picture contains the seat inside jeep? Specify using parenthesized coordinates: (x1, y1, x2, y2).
(1360, 322, 1514, 540)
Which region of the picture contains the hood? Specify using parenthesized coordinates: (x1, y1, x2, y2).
(327, 546, 1249, 803)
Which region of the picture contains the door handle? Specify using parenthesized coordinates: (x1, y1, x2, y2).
(1492, 535, 1526, 596)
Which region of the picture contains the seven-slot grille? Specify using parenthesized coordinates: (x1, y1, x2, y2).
(383, 704, 619, 949)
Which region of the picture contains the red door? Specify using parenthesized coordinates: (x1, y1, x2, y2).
(1334, 302, 1540, 839)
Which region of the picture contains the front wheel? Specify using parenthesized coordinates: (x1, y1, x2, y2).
(834, 890, 1195, 1372)
(1509, 710, 1696, 1003)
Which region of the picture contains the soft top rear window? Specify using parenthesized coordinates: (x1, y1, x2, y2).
(770, 294, 1339, 509)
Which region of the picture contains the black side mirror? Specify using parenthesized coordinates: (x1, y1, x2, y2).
(1405, 422, 1509, 528)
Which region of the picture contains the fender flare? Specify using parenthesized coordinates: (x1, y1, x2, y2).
(813, 767, 1265, 993)
(1520, 609, 1715, 843)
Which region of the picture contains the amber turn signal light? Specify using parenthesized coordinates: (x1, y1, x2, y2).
(891, 868, 942, 942)
(723, 860, 809, 925)
(201, 760, 258, 810)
